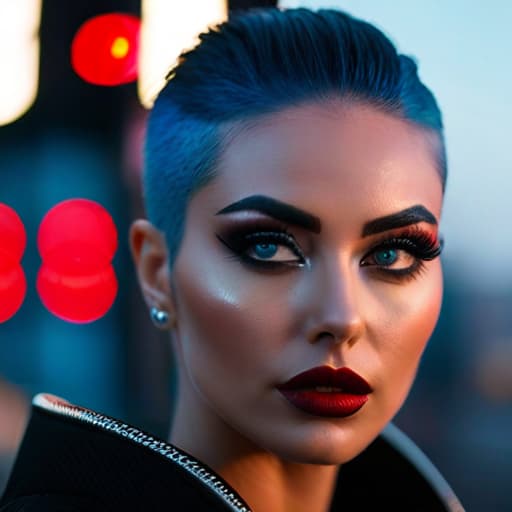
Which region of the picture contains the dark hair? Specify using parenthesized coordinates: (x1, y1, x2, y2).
(144, 7, 446, 271)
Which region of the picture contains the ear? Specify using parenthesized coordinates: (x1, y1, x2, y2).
(129, 219, 176, 329)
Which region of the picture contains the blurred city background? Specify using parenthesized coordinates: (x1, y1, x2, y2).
(0, 1, 510, 510)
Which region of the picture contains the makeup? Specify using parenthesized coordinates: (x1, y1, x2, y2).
(215, 220, 442, 280)
(276, 366, 373, 418)
(215, 195, 439, 239)
(215, 219, 307, 270)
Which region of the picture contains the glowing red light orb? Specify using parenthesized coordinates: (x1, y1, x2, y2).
(71, 13, 140, 86)
(38, 199, 117, 270)
(37, 199, 118, 322)
(0, 265, 26, 323)
(0, 203, 26, 263)
(37, 264, 117, 324)
(0, 204, 27, 322)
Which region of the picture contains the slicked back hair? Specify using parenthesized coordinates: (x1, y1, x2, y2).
(144, 7, 446, 272)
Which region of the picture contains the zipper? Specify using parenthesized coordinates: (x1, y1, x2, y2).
(33, 393, 251, 512)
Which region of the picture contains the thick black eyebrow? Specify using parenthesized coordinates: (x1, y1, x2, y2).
(362, 205, 438, 237)
(215, 196, 437, 238)
(215, 195, 322, 234)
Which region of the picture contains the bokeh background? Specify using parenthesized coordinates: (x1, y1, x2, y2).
(0, 1, 510, 510)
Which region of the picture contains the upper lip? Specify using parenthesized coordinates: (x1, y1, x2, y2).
(276, 365, 373, 394)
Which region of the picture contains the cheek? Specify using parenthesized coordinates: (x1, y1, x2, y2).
(396, 263, 443, 358)
(374, 262, 443, 411)
(172, 252, 287, 398)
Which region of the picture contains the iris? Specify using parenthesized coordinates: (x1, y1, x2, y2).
(374, 249, 397, 266)
(254, 243, 278, 259)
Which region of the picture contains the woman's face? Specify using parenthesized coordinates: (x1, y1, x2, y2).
(166, 102, 443, 464)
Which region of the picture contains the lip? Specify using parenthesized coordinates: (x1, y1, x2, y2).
(276, 366, 373, 418)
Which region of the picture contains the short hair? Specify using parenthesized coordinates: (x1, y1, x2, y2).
(144, 7, 447, 272)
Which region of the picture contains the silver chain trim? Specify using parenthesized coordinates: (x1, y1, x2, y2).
(33, 393, 251, 512)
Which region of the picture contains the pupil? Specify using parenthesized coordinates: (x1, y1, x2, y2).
(375, 249, 397, 265)
(254, 243, 278, 259)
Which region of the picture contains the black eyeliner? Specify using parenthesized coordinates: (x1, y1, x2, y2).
(215, 225, 306, 269)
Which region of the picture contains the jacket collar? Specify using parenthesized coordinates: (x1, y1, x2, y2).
(2, 393, 464, 512)
(33, 393, 250, 511)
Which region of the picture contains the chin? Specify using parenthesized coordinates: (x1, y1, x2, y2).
(272, 442, 372, 466)
(257, 422, 381, 466)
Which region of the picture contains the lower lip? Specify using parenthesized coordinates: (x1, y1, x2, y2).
(278, 390, 369, 417)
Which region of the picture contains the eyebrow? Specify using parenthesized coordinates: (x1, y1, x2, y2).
(215, 195, 437, 237)
(361, 205, 438, 237)
(215, 195, 322, 233)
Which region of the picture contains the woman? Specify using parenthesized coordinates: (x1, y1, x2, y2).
(0, 7, 464, 511)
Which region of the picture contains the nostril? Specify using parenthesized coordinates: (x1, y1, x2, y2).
(310, 331, 338, 344)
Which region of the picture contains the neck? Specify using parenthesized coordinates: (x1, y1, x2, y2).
(216, 453, 339, 512)
(168, 376, 339, 512)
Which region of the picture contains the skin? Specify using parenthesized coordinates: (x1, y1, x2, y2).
(129, 101, 444, 512)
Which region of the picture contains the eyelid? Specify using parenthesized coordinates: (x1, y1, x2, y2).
(217, 218, 300, 243)
(365, 225, 440, 247)
(215, 224, 308, 268)
(245, 231, 306, 261)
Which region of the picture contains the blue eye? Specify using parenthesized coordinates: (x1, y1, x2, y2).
(373, 249, 398, 266)
(253, 243, 279, 259)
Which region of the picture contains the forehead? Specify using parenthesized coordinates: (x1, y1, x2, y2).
(209, 102, 443, 228)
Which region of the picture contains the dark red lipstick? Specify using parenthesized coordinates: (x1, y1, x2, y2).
(276, 366, 372, 418)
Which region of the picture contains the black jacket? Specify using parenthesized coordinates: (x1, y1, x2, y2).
(0, 393, 464, 511)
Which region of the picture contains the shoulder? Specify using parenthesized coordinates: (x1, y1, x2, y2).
(0, 394, 248, 512)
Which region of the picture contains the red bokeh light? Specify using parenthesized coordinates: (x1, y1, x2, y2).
(0, 203, 26, 263)
(37, 199, 118, 323)
(71, 13, 141, 86)
(0, 265, 27, 324)
(38, 198, 117, 269)
(0, 204, 27, 323)
(37, 264, 118, 324)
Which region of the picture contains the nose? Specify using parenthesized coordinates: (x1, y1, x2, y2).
(305, 255, 364, 346)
